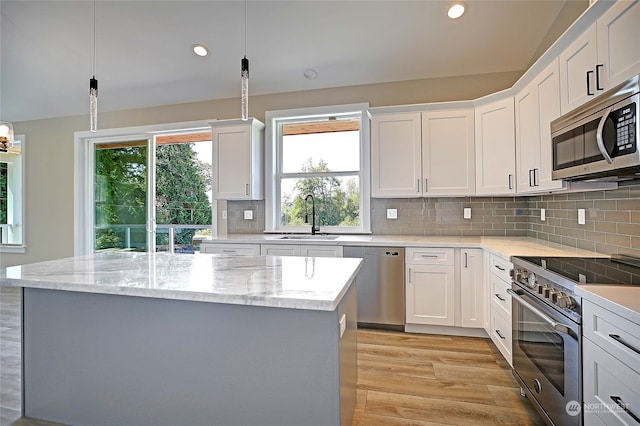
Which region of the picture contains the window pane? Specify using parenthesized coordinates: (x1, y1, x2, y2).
(282, 130, 360, 173)
(94, 143, 148, 251)
(0, 140, 23, 245)
(280, 176, 360, 227)
(155, 136, 212, 253)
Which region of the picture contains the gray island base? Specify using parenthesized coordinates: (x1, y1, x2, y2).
(2, 252, 361, 426)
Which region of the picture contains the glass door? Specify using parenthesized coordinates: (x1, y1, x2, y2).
(93, 137, 153, 252)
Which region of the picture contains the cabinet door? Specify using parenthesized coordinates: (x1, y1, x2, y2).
(597, 0, 640, 90)
(515, 84, 540, 192)
(422, 110, 475, 196)
(371, 113, 422, 197)
(212, 119, 263, 200)
(260, 244, 301, 256)
(460, 249, 484, 328)
(516, 60, 564, 193)
(475, 98, 516, 195)
(406, 264, 455, 326)
(559, 25, 598, 114)
(535, 60, 564, 192)
(300, 245, 343, 258)
(213, 125, 251, 199)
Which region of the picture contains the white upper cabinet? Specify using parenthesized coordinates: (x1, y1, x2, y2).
(421, 110, 475, 196)
(371, 112, 422, 197)
(212, 118, 264, 200)
(371, 109, 475, 198)
(475, 97, 516, 195)
(559, 0, 640, 114)
(515, 59, 564, 193)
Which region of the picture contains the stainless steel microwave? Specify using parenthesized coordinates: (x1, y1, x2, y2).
(551, 74, 639, 181)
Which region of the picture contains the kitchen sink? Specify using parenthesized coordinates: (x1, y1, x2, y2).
(277, 235, 339, 240)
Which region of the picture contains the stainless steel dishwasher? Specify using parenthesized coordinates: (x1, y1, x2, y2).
(343, 246, 405, 330)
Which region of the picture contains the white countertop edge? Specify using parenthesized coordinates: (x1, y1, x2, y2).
(205, 235, 606, 258)
(575, 285, 640, 325)
(1, 278, 353, 312)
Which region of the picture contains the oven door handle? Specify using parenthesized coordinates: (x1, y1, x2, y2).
(596, 105, 614, 164)
(507, 289, 573, 336)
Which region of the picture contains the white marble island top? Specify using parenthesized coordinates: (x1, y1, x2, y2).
(0, 252, 363, 311)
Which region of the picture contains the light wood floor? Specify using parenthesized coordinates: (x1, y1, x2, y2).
(1, 287, 543, 425)
(353, 329, 545, 425)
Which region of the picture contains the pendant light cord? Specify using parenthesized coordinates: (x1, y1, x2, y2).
(93, 0, 96, 76)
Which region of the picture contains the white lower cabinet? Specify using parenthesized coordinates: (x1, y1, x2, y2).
(201, 243, 261, 255)
(260, 244, 343, 257)
(406, 262, 456, 326)
(583, 300, 640, 426)
(486, 253, 513, 366)
(406, 247, 484, 330)
(460, 249, 485, 328)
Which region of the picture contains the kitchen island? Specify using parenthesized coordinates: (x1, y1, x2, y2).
(0, 252, 362, 426)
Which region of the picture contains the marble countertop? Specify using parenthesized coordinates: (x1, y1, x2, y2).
(0, 252, 362, 312)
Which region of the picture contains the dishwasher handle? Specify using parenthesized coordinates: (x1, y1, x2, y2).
(385, 251, 400, 256)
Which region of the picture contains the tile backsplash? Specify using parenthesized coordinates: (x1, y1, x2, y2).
(226, 182, 640, 256)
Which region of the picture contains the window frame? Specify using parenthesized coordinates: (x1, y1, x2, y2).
(74, 120, 214, 255)
(0, 134, 26, 253)
(265, 103, 371, 234)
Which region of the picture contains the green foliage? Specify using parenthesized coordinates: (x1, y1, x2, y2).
(94, 142, 212, 250)
(282, 158, 359, 227)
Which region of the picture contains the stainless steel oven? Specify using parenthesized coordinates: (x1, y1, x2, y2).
(510, 254, 640, 426)
(509, 281, 581, 426)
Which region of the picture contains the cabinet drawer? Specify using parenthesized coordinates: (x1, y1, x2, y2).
(583, 337, 640, 426)
(201, 243, 260, 255)
(583, 300, 640, 373)
(406, 248, 454, 265)
(489, 254, 512, 281)
(490, 274, 511, 317)
(490, 308, 512, 366)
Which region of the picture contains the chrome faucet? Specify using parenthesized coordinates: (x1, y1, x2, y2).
(304, 194, 320, 235)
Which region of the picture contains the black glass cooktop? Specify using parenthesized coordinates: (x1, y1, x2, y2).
(515, 255, 640, 286)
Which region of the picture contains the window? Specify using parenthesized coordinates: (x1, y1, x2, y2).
(75, 121, 214, 255)
(265, 104, 370, 233)
(0, 135, 24, 251)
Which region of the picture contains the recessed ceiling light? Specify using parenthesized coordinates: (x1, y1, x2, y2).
(192, 44, 208, 57)
(303, 68, 318, 80)
(447, 3, 466, 19)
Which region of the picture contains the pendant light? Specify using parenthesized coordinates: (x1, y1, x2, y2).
(89, 0, 98, 132)
(0, 121, 14, 152)
(241, 0, 249, 121)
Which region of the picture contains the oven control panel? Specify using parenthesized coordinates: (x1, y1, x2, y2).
(511, 268, 579, 313)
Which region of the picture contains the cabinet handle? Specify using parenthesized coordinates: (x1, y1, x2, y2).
(495, 330, 506, 340)
(421, 254, 439, 258)
(408, 267, 412, 283)
(534, 168, 539, 187)
(494, 265, 505, 271)
(587, 70, 594, 96)
(417, 179, 420, 193)
(464, 252, 468, 268)
(596, 64, 604, 91)
(609, 334, 640, 355)
(508, 174, 513, 190)
(610, 396, 640, 424)
(425, 178, 428, 193)
(222, 249, 237, 253)
(495, 293, 506, 302)
(528, 169, 534, 187)
(245, 184, 249, 196)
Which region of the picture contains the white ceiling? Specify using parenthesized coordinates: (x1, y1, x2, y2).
(1, 0, 586, 123)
